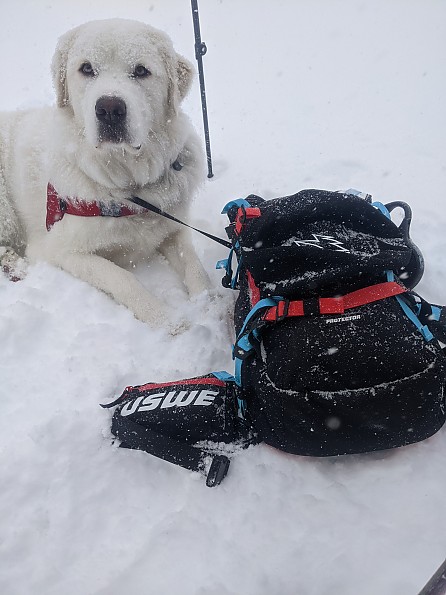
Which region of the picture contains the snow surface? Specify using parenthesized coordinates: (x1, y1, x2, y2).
(1, 1, 446, 594)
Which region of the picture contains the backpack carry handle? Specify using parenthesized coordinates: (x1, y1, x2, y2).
(385, 201, 424, 290)
(385, 201, 413, 239)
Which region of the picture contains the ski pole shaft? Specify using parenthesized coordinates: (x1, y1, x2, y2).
(417, 558, 446, 595)
(191, 0, 214, 178)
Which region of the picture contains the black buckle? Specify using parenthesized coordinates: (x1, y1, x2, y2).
(302, 297, 320, 316)
(274, 300, 290, 321)
(234, 206, 248, 236)
(206, 455, 230, 487)
(233, 343, 252, 360)
(221, 272, 232, 288)
(238, 205, 247, 225)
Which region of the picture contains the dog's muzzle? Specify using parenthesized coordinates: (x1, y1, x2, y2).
(95, 95, 128, 143)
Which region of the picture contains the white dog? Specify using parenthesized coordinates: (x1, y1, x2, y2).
(0, 18, 210, 329)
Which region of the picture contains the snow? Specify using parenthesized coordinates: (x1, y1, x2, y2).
(1, 1, 446, 594)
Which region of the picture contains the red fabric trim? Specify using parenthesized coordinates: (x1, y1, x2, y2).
(247, 270, 261, 306)
(262, 282, 406, 321)
(46, 183, 140, 230)
(133, 377, 227, 392)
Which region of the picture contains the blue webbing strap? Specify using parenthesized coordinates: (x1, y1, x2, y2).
(221, 198, 251, 214)
(234, 358, 244, 388)
(231, 252, 243, 289)
(216, 242, 242, 288)
(372, 201, 391, 219)
(395, 295, 434, 341)
(216, 247, 234, 276)
(233, 297, 282, 386)
(386, 271, 434, 341)
(211, 371, 236, 382)
(215, 253, 232, 272)
(216, 199, 252, 286)
(413, 301, 443, 322)
(431, 305, 442, 321)
(237, 297, 282, 340)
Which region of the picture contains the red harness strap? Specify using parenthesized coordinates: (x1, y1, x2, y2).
(46, 183, 141, 231)
(263, 281, 406, 322)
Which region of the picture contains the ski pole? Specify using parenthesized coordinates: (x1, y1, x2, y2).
(190, 0, 214, 178)
(417, 557, 446, 595)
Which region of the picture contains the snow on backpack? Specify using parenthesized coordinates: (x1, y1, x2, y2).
(102, 188, 446, 485)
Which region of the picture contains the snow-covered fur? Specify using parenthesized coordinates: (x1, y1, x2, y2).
(0, 19, 209, 329)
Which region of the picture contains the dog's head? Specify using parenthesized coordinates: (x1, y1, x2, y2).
(52, 19, 193, 155)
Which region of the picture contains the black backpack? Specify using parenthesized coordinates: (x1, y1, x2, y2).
(104, 189, 446, 485)
(219, 188, 446, 456)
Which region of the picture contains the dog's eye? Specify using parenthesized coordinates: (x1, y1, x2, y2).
(133, 65, 151, 78)
(79, 62, 95, 76)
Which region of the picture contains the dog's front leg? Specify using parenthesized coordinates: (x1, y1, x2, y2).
(28, 248, 172, 329)
(0, 162, 27, 280)
(160, 228, 211, 297)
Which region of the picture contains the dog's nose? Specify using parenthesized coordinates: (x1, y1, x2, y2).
(95, 96, 127, 124)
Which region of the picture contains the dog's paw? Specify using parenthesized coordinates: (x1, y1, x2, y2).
(168, 318, 191, 336)
(0, 247, 27, 282)
(190, 286, 220, 305)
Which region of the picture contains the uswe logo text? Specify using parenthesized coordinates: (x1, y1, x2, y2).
(120, 389, 219, 416)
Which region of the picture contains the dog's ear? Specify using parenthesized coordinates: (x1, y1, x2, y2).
(163, 49, 194, 116)
(51, 26, 80, 108)
(176, 54, 194, 102)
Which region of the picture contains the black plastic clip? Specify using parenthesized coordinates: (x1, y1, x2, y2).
(275, 300, 290, 321)
(303, 297, 320, 317)
(221, 272, 233, 289)
(238, 205, 246, 224)
(206, 455, 230, 487)
(233, 344, 252, 360)
(195, 41, 207, 59)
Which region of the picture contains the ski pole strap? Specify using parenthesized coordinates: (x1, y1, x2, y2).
(111, 412, 230, 487)
(129, 195, 231, 248)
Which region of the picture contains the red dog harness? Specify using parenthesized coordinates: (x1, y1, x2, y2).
(46, 183, 143, 231)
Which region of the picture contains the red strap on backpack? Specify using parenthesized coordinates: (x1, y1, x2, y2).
(234, 206, 261, 235)
(263, 281, 406, 321)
